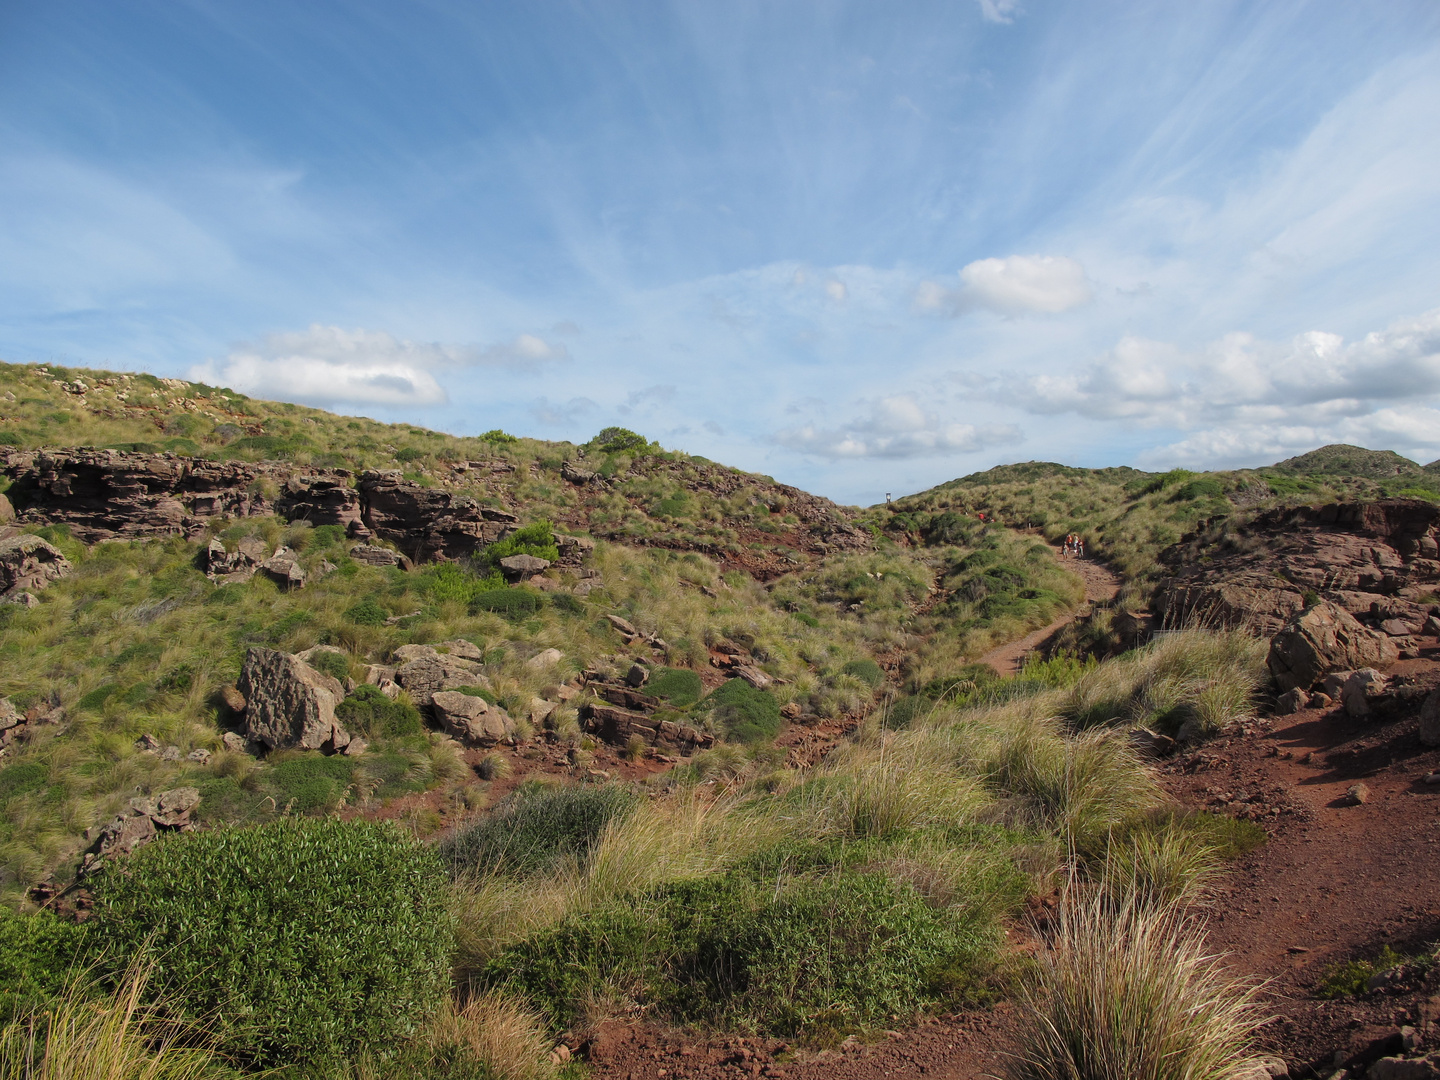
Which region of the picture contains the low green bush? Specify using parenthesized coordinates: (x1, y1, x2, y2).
(488, 865, 993, 1036)
(0, 762, 48, 804)
(335, 684, 424, 738)
(310, 524, 346, 545)
(469, 589, 543, 619)
(0, 906, 92, 1022)
(267, 754, 359, 812)
(647, 667, 703, 707)
(307, 650, 351, 682)
(707, 679, 782, 743)
(482, 521, 559, 569)
(840, 659, 884, 688)
(88, 818, 452, 1067)
(344, 598, 389, 626)
(439, 781, 640, 878)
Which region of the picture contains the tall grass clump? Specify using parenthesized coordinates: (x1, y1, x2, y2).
(0, 964, 226, 1080)
(1004, 886, 1267, 1080)
(87, 818, 452, 1068)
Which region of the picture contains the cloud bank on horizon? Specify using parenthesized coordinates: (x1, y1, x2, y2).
(0, 1, 1438, 504)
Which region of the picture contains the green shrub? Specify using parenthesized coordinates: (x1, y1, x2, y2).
(422, 562, 503, 604)
(307, 650, 350, 682)
(1172, 477, 1225, 501)
(647, 667, 703, 707)
(0, 906, 92, 1023)
(344, 598, 389, 626)
(840, 659, 884, 688)
(310, 524, 346, 545)
(439, 782, 640, 878)
(589, 427, 648, 454)
(335, 684, 424, 738)
(267, 755, 358, 812)
(707, 678, 782, 743)
(488, 867, 990, 1035)
(88, 818, 452, 1067)
(469, 589, 543, 619)
(791, 611, 820, 628)
(1316, 945, 1408, 999)
(550, 592, 586, 616)
(478, 429, 517, 444)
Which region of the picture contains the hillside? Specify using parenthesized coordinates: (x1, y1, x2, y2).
(6, 357, 1440, 1078)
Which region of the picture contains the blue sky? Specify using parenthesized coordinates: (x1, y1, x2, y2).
(2, 1, 1439, 504)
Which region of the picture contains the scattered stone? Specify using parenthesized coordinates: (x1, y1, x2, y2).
(79, 787, 201, 875)
(1310, 692, 1334, 709)
(185, 748, 211, 764)
(221, 731, 248, 754)
(1381, 618, 1418, 637)
(1128, 727, 1177, 758)
(1277, 687, 1309, 714)
(528, 698, 558, 725)
(237, 646, 351, 752)
(259, 546, 305, 589)
(525, 648, 563, 671)
(134, 734, 163, 753)
(499, 553, 551, 579)
(342, 737, 368, 756)
(605, 614, 639, 638)
(1344, 782, 1370, 805)
(204, 536, 269, 582)
(733, 663, 773, 690)
(1419, 690, 1440, 748)
(349, 543, 413, 570)
(160, 745, 182, 761)
(1267, 602, 1400, 692)
(0, 534, 71, 598)
(5, 591, 39, 608)
(1341, 669, 1388, 719)
(219, 684, 247, 714)
(625, 663, 649, 688)
(1425, 615, 1440, 637)
(1424, 772, 1440, 785)
(1366, 1055, 1440, 1080)
(561, 460, 598, 484)
(780, 701, 802, 720)
(431, 691, 514, 746)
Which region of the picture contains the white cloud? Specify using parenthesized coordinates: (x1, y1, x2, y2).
(1009, 308, 1440, 469)
(917, 255, 1092, 316)
(825, 280, 848, 303)
(191, 324, 568, 408)
(977, 0, 1021, 24)
(530, 396, 598, 426)
(776, 393, 1023, 459)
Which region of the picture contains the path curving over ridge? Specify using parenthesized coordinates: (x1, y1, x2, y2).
(977, 549, 1122, 676)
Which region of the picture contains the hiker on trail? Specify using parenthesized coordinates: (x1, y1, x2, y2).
(1062, 533, 1074, 558)
(1075, 536, 1085, 559)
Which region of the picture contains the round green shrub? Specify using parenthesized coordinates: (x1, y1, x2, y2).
(307, 649, 351, 682)
(89, 818, 452, 1068)
(344, 597, 389, 626)
(647, 667, 703, 707)
(707, 679, 782, 743)
(335, 684, 424, 738)
(840, 659, 885, 688)
(310, 524, 346, 545)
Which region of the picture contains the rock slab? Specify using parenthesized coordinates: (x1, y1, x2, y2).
(237, 647, 351, 751)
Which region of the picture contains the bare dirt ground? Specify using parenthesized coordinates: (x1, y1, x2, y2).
(978, 552, 1121, 676)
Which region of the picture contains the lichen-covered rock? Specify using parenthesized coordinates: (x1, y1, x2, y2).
(0, 534, 71, 597)
(79, 786, 201, 875)
(237, 647, 350, 751)
(1266, 601, 1400, 691)
(431, 691, 514, 745)
(259, 546, 306, 590)
(394, 654, 488, 705)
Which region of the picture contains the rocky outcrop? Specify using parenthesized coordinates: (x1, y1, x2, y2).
(1267, 602, 1401, 691)
(356, 470, 517, 561)
(431, 691, 514, 745)
(78, 786, 201, 876)
(349, 544, 413, 570)
(393, 651, 489, 706)
(0, 534, 71, 597)
(237, 647, 351, 751)
(1156, 499, 1440, 638)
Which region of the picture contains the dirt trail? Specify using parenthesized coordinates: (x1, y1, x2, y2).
(977, 551, 1121, 676)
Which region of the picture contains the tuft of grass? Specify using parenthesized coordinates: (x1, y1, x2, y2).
(1004, 886, 1268, 1080)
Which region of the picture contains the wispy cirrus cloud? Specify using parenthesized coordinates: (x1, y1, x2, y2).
(190, 324, 569, 408)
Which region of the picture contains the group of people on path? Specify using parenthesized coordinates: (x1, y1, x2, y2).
(1062, 533, 1085, 559)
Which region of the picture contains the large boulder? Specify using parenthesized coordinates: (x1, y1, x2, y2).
(499, 553, 551, 579)
(1266, 601, 1400, 692)
(431, 691, 514, 746)
(237, 647, 351, 751)
(259, 546, 306, 590)
(394, 654, 489, 706)
(0, 534, 71, 597)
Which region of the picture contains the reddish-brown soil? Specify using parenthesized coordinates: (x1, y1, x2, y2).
(581, 637, 1440, 1080)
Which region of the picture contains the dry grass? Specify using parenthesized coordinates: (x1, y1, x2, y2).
(0, 965, 227, 1080)
(421, 993, 558, 1080)
(1004, 885, 1267, 1080)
